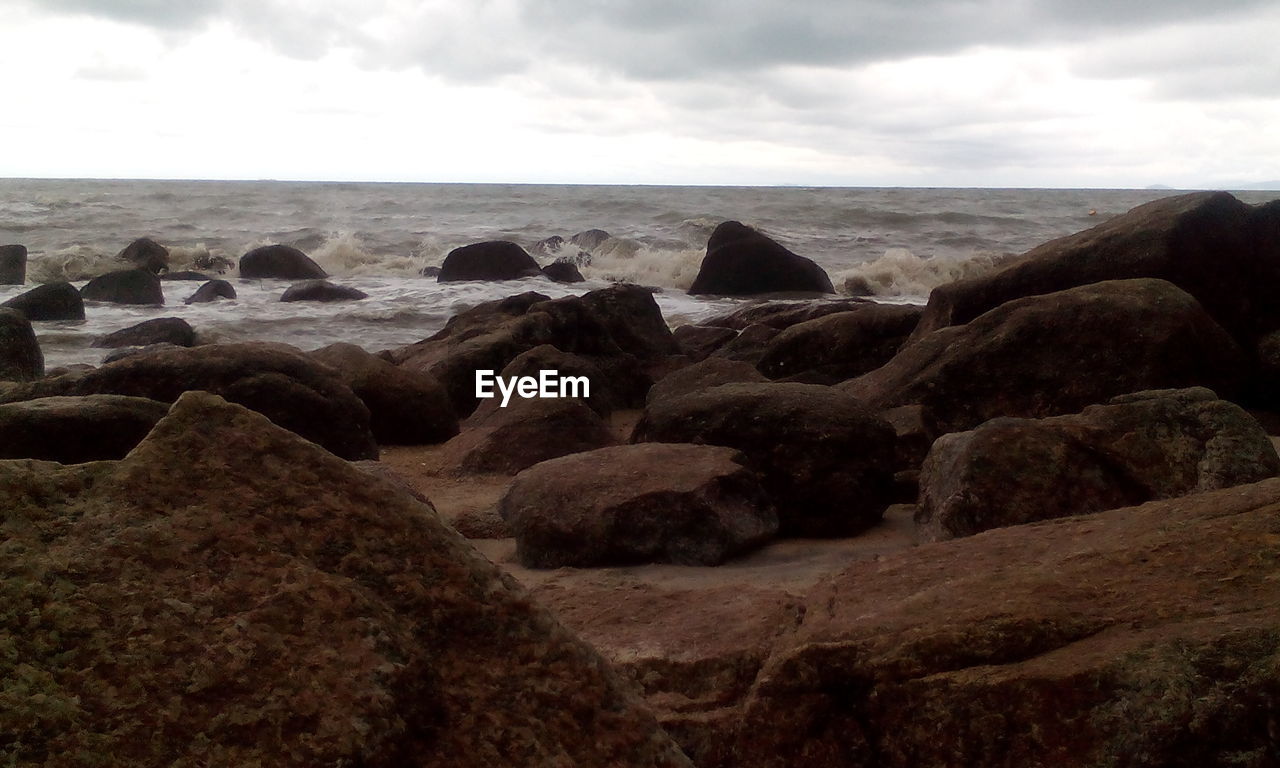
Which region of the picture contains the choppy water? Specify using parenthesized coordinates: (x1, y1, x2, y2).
(2, 179, 1276, 369)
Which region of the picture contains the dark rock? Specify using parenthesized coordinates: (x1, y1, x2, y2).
(92, 317, 196, 349)
(0, 342, 377, 460)
(542, 261, 586, 283)
(710, 323, 778, 366)
(500, 443, 778, 568)
(448, 396, 616, 475)
(102, 344, 184, 364)
(160, 270, 213, 281)
(1, 282, 86, 321)
(280, 279, 368, 302)
(0, 244, 26, 285)
(309, 342, 458, 445)
(531, 235, 565, 256)
(757, 303, 923, 381)
(0, 394, 169, 462)
(579, 283, 679, 360)
(647, 357, 767, 406)
(880, 403, 940, 471)
(699, 298, 873, 331)
(239, 244, 327, 280)
(917, 387, 1280, 542)
(420, 265, 441, 277)
(117, 237, 169, 274)
(633, 382, 897, 537)
(842, 279, 1246, 435)
(184, 279, 237, 304)
(350, 460, 437, 509)
(497, 345, 630, 416)
(672, 324, 738, 362)
(80, 268, 164, 306)
(570, 229, 611, 250)
(688, 222, 835, 296)
(0, 308, 43, 381)
(438, 241, 541, 282)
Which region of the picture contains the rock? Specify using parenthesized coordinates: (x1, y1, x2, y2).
(0, 342, 377, 460)
(531, 235, 565, 256)
(880, 403, 940, 471)
(841, 279, 1246, 435)
(497, 344, 630, 416)
(420, 265, 442, 277)
(350, 459, 437, 509)
(688, 222, 835, 296)
(239, 244, 327, 280)
(438, 240, 542, 282)
(450, 506, 512, 539)
(700, 299, 873, 331)
(570, 229, 611, 250)
(0, 394, 169, 462)
(117, 237, 169, 274)
(0, 244, 26, 284)
(542, 260, 586, 283)
(102, 343, 184, 364)
(913, 191, 1280, 345)
(80, 268, 165, 306)
(0, 392, 691, 767)
(1, 282, 85, 321)
(647, 357, 767, 405)
(184, 279, 237, 304)
(91, 317, 196, 349)
(193, 252, 235, 274)
(709, 323, 778, 366)
(578, 283, 680, 360)
(280, 279, 369, 302)
(633, 382, 897, 537)
(161, 270, 213, 281)
(500, 443, 778, 568)
(449, 396, 616, 475)
(0, 308, 43, 382)
(916, 387, 1280, 542)
(756, 303, 923, 382)
(672, 325, 738, 362)
(309, 342, 458, 445)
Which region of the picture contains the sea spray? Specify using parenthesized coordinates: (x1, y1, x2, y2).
(833, 248, 1018, 297)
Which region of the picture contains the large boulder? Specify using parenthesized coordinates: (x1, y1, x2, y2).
(842, 279, 1246, 434)
(688, 222, 835, 296)
(0, 308, 43, 382)
(633, 382, 897, 536)
(117, 237, 169, 274)
(308, 342, 458, 445)
(448, 396, 616, 475)
(757, 303, 922, 382)
(0, 342, 378, 460)
(80, 268, 164, 305)
(496, 344, 634, 416)
(0, 243, 26, 284)
(239, 244, 327, 280)
(1, 281, 86, 321)
(437, 241, 542, 282)
(708, 323, 779, 366)
(92, 317, 196, 349)
(185, 278, 237, 304)
(647, 357, 767, 405)
(578, 284, 679, 359)
(913, 191, 1280, 345)
(0, 394, 169, 462)
(672, 324, 738, 362)
(500, 443, 778, 568)
(916, 387, 1280, 541)
(0, 392, 691, 767)
(280, 279, 368, 302)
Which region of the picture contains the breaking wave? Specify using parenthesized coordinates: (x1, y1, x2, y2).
(833, 248, 1017, 298)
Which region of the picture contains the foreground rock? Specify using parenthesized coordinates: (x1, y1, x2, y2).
(918, 387, 1280, 541)
(634, 383, 896, 536)
(647, 357, 766, 405)
(501, 443, 778, 568)
(1, 282, 86, 321)
(688, 222, 835, 296)
(0, 394, 169, 462)
(0, 342, 377, 460)
(448, 396, 615, 475)
(0, 392, 690, 767)
(496, 344, 636, 416)
(117, 236, 169, 274)
(0, 308, 43, 381)
(80, 268, 164, 305)
(699, 299, 872, 331)
(239, 244, 327, 280)
(672, 325, 738, 362)
(92, 317, 196, 349)
(842, 279, 1245, 434)
(280, 279, 369, 302)
(757, 303, 922, 382)
(0, 244, 26, 284)
(438, 240, 542, 282)
(185, 278, 237, 304)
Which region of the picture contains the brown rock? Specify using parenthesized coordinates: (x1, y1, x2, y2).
(756, 303, 922, 382)
(0, 307, 42, 382)
(709, 323, 778, 366)
(699, 298, 873, 331)
(450, 396, 616, 475)
(647, 357, 767, 406)
(0, 394, 170, 462)
(672, 324, 738, 362)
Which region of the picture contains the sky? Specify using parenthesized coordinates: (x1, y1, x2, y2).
(0, 0, 1277, 188)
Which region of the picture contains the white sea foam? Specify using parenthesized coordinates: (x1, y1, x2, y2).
(833, 248, 1017, 297)
(27, 245, 116, 282)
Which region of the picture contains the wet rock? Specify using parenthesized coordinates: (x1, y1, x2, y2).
(92, 317, 196, 349)
(709, 323, 778, 366)
(757, 303, 922, 382)
(688, 222, 835, 296)
(117, 237, 169, 274)
(579, 283, 679, 359)
(419, 265, 442, 278)
(184, 279, 237, 304)
(80, 268, 164, 306)
(449, 396, 616, 475)
(239, 244, 327, 280)
(437, 240, 542, 282)
(700, 298, 873, 331)
(0, 308, 43, 382)
(570, 229, 612, 250)
(672, 324, 738, 362)
(0, 244, 26, 284)
(0, 394, 169, 462)
(542, 260, 586, 283)
(102, 343, 185, 364)
(500, 442, 778, 568)
(0, 281, 85, 321)
(647, 356, 767, 405)
(280, 279, 368, 302)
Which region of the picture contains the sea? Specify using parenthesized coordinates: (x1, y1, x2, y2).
(2, 179, 1277, 370)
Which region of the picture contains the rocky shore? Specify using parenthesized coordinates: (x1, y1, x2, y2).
(3, 191, 1280, 766)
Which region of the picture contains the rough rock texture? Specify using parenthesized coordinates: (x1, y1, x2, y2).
(688, 222, 835, 296)
(580, 284, 680, 359)
(0, 342, 378, 460)
(647, 357, 767, 406)
(0, 394, 170, 462)
(117, 237, 169, 274)
(80, 268, 164, 306)
(280, 279, 369, 302)
(497, 344, 629, 416)
(0, 392, 691, 768)
(709, 324, 779, 366)
(757, 304, 922, 382)
(672, 325, 738, 362)
(633, 383, 897, 537)
(185, 279, 237, 304)
(542, 261, 586, 283)
(916, 387, 1280, 541)
(500, 443, 778, 568)
(0, 308, 43, 382)
(842, 279, 1245, 435)
(438, 241, 542, 282)
(449, 396, 616, 475)
(699, 299, 872, 331)
(239, 244, 327, 280)
(102, 343, 184, 364)
(0, 244, 26, 284)
(913, 191, 1280, 344)
(2, 282, 85, 321)
(309, 342, 458, 445)
(91, 317, 196, 349)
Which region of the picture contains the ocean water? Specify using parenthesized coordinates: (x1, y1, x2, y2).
(2, 179, 1276, 369)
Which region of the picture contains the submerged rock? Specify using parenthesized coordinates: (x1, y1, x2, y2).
(280, 279, 369, 302)
(239, 244, 327, 280)
(542, 260, 586, 283)
(437, 240, 541, 282)
(80, 268, 165, 305)
(688, 222, 835, 296)
(184, 278, 237, 304)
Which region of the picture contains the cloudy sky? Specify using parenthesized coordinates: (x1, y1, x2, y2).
(1, 0, 1277, 187)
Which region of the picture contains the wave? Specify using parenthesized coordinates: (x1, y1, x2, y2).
(26, 245, 115, 282)
(833, 248, 1016, 298)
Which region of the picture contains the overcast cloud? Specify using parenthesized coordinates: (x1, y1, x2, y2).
(1, 0, 1277, 186)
